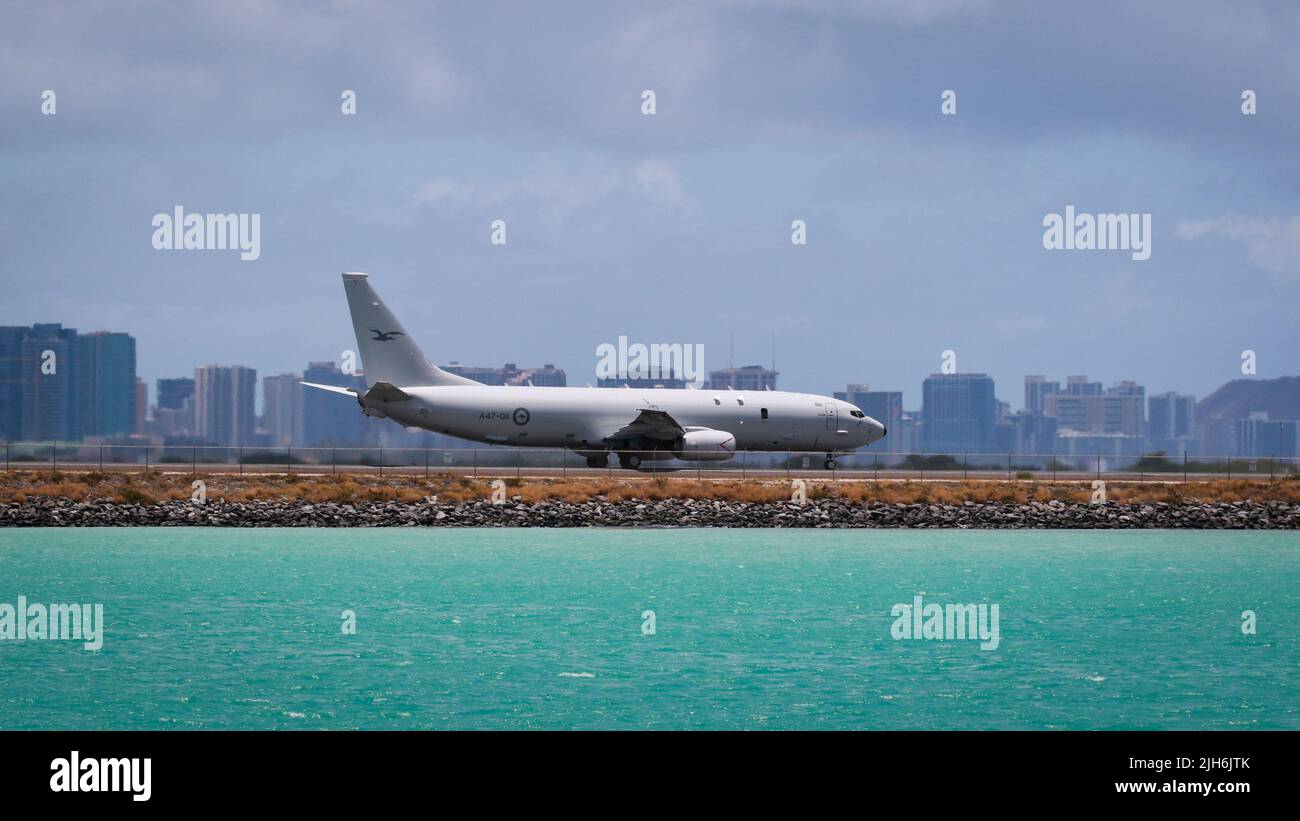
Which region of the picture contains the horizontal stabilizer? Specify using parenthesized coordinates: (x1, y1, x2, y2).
(301, 381, 360, 397)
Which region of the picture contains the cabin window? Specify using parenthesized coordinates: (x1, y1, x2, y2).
(760, 408, 769, 420)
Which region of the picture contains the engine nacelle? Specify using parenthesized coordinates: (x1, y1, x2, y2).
(674, 428, 736, 461)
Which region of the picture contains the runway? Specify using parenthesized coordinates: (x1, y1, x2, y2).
(1, 459, 1264, 484)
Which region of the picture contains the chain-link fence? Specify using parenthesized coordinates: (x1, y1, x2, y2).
(2, 442, 1297, 481)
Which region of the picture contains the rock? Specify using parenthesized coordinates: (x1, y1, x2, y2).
(1, 496, 1297, 529)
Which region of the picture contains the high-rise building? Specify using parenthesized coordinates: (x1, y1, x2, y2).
(262, 373, 303, 446)
(194, 365, 257, 446)
(1235, 413, 1298, 458)
(20, 324, 80, 441)
(75, 331, 137, 437)
(1024, 375, 1060, 413)
(300, 362, 366, 446)
(921, 373, 998, 453)
(0, 326, 27, 440)
(157, 377, 195, 411)
(995, 410, 1059, 454)
(134, 378, 148, 434)
(1043, 378, 1146, 437)
(1064, 375, 1103, 396)
(444, 362, 568, 387)
(834, 384, 902, 445)
(597, 374, 690, 389)
(1149, 392, 1196, 442)
(704, 366, 778, 392)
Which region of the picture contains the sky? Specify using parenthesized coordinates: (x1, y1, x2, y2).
(2, 0, 1297, 410)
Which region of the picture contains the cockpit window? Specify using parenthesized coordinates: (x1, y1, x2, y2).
(849, 410, 865, 418)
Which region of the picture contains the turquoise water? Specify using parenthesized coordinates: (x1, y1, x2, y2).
(0, 528, 1296, 730)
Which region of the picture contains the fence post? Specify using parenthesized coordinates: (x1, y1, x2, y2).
(4, 441, 8, 471)
(964, 453, 968, 481)
(193, 445, 197, 476)
(473, 449, 478, 480)
(99, 444, 104, 473)
(741, 449, 747, 479)
(874, 452, 879, 482)
(145, 445, 149, 473)
(287, 446, 292, 477)
(1096, 453, 1101, 480)
(425, 448, 430, 479)
(1007, 453, 1011, 480)
(516, 448, 521, 480)
(51, 443, 56, 472)
(239, 446, 244, 476)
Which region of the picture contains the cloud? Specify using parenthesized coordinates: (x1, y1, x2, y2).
(413, 158, 688, 215)
(630, 159, 685, 205)
(414, 180, 477, 204)
(1177, 216, 1300, 280)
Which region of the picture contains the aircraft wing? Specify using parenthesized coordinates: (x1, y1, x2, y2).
(606, 408, 686, 442)
(301, 381, 360, 397)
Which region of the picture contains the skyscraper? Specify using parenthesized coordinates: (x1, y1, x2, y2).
(0, 326, 26, 440)
(262, 373, 303, 446)
(300, 361, 366, 446)
(921, 373, 998, 453)
(1043, 378, 1146, 437)
(1149, 391, 1196, 443)
(75, 331, 137, 437)
(194, 365, 257, 446)
(20, 324, 80, 441)
(157, 377, 195, 411)
(704, 365, 778, 391)
(834, 384, 902, 445)
(1024, 375, 1060, 413)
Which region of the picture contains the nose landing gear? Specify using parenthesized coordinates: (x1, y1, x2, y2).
(824, 454, 836, 470)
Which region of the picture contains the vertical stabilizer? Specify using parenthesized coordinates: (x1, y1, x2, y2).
(341, 273, 477, 387)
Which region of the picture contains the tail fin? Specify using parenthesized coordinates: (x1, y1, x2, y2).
(341, 272, 477, 388)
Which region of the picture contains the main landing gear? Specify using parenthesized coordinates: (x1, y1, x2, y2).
(824, 454, 837, 470)
(618, 452, 643, 470)
(586, 453, 609, 469)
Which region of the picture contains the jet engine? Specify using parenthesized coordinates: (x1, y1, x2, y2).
(674, 428, 737, 461)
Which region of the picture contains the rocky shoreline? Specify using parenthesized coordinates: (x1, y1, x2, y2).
(2, 497, 1298, 528)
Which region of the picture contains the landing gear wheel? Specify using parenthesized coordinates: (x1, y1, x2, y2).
(619, 453, 643, 470)
(824, 458, 836, 470)
(586, 454, 609, 469)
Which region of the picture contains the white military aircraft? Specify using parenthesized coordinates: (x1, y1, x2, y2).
(303, 273, 887, 469)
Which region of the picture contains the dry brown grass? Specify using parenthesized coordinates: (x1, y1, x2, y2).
(2, 469, 1299, 507)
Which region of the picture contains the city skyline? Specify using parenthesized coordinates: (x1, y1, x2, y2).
(4, 316, 1297, 460)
